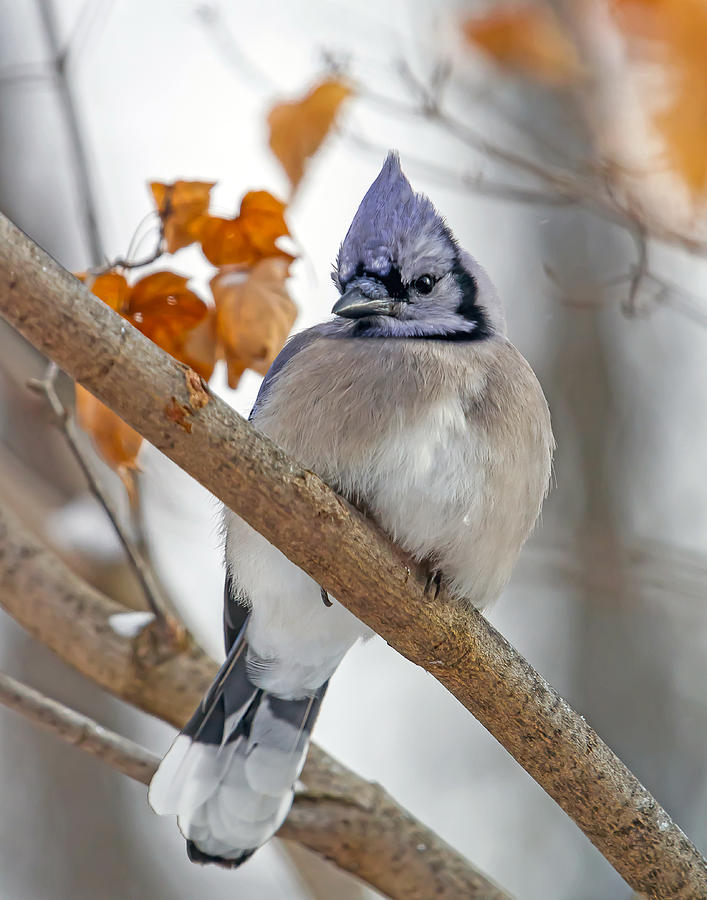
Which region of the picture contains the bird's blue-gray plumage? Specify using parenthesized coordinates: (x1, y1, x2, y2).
(149, 151, 554, 867)
(335, 151, 444, 288)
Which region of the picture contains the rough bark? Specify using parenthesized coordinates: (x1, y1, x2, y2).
(0, 212, 705, 898)
(0, 497, 508, 900)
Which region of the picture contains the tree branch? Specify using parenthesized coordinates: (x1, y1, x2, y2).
(0, 497, 508, 900)
(389, 60, 707, 259)
(26, 360, 178, 632)
(0, 212, 705, 898)
(37, 0, 105, 266)
(0, 669, 160, 784)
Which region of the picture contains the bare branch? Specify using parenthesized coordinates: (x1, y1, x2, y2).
(195, 4, 279, 92)
(62, 0, 116, 70)
(645, 272, 707, 329)
(101, 240, 165, 273)
(0, 669, 159, 784)
(1, 212, 705, 898)
(36, 0, 105, 265)
(0, 496, 509, 900)
(201, 21, 707, 266)
(342, 128, 574, 207)
(26, 361, 178, 635)
(353, 58, 707, 260)
(84, 208, 165, 276)
(624, 226, 649, 317)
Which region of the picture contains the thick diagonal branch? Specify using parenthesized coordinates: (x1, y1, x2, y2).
(0, 212, 705, 898)
(0, 497, 508, 900)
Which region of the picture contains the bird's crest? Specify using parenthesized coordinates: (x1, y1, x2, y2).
(335, 151, 450, 288)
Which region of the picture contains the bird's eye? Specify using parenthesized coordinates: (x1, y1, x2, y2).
(414, 274, 435, 295)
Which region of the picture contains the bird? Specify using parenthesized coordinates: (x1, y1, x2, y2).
(148, 151, 554, 867)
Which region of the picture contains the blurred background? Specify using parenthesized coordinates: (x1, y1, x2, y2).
(1, 1, 707, 898)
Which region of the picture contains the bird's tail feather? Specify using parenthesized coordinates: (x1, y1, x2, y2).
(149, 628, 327, 867)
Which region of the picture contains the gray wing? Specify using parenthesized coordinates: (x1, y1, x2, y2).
(223, 571, 250, 654)
(248, 326, 322, 421)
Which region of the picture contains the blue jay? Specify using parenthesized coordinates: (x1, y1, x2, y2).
(149, 152, 554, 866)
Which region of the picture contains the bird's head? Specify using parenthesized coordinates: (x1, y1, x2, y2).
(332, 152, 505, 340)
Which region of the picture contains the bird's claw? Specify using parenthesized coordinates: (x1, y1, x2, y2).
(424, 568, 443, 600)
(320, 587, 333, 607)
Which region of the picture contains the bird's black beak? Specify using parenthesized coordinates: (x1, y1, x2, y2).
(332, 286, 395, 319)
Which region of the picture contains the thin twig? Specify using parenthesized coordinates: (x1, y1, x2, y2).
(396, 60, 582, 187)
(37, 0, 105, 266)
(199, 11, 707, 262)
(61, 0, 115, 71)
(624, 225, 649, 317)
(363, 58, 707, 259)
(26, 361, 178, 634)
(123, 210, 163, 267)
(644, 272, 707, 329)
(0, 669, 159, 784)
(26, 16, 172, 626)
(89, 202, 167, 276)
(343, 127, 574, 207)
(200, 13, 707, 269)
(194, 3, 280, 92)
(94, 240, 165, 274)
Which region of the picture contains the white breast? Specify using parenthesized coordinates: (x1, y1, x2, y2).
(368, 395, 481, 551)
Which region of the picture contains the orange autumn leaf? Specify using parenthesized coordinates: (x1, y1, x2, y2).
(80, 267, 212, 374)
(150, 180, 215, 253)
(75, 384, 142, 501)
(127, 270, 209, 359)
(76, 271, 130, 312)
(197, 215, 251, 267)
(268, 79, 353, 191)
(211, 258, 297, 388)
(198, 190, 292, 267)
(611, 0, 707, 195)
(463, 4, 582, 86)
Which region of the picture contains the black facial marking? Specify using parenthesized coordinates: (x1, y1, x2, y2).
(387, 253, 490, 342)
(376, 265, 408, 300)
(344, 240, 492, 342)
(447, 255, 490, 341)
(415, 328, 488, 342)
(344, 263, 408, 300)
(452, 258, 478, 319)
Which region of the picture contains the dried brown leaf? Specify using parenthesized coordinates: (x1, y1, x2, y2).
(127, 271, 209, 361)
(75, 384, 142, 500)
(268, 79, 353, 190)
(175, 309, 218, 381)
(150, 180, 215, 253)
(197, 191, 292, 267)
(211, 258, 297, 388)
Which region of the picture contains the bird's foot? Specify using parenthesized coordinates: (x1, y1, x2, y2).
(320, 587, 333, 607)
(424, 568, 443, 600)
